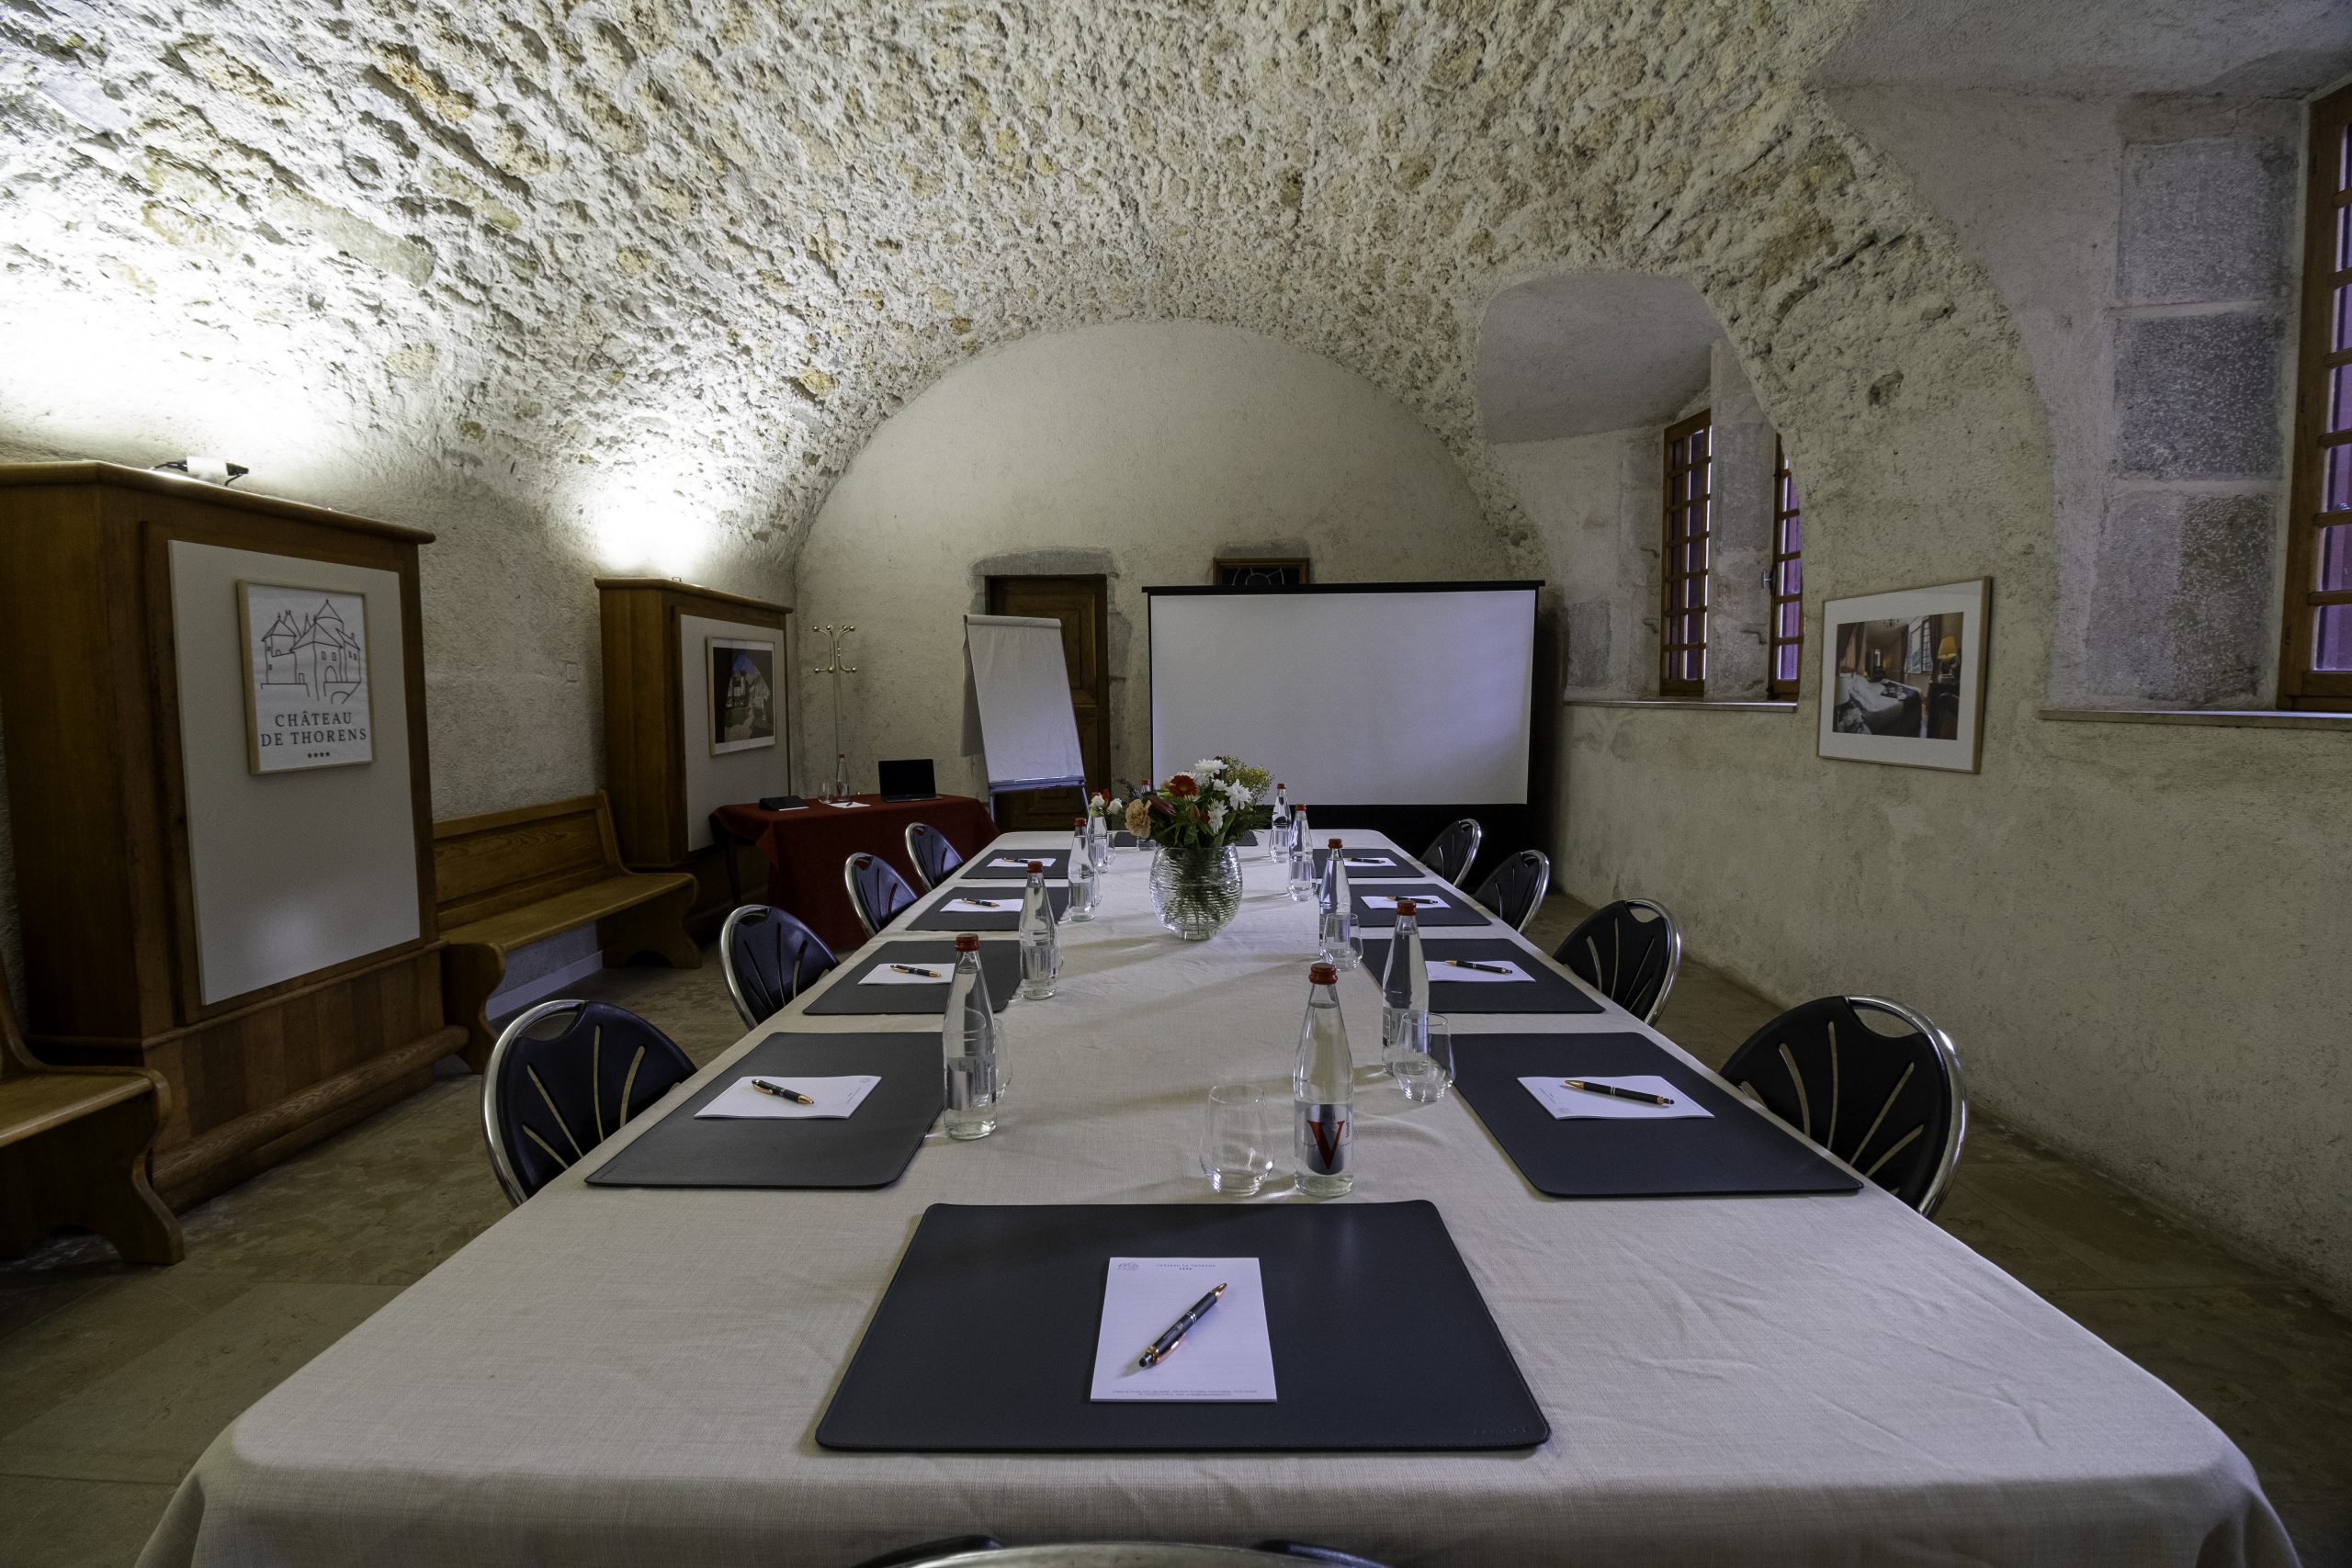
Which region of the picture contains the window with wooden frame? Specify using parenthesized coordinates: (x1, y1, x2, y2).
(1768, 437, 1804, 699)
(2282, 82, 2352, 709)
(1659, 412, 1712, 695)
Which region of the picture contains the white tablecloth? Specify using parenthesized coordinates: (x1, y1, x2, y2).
(141, 831, 2297, 1568)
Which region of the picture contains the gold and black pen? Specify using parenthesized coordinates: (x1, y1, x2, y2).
(1442, 959, 1514, 975)
(1563, 1078, 1674, 1107)
(1138, 1282, 1227, 1368)
(750, 1078, 816, 1105)
(888, 963, 946, 977)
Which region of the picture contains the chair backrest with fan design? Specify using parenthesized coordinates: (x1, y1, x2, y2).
(1553, 898, 1681, 1024)
(480, 1000, 696, 1205)
(1720, 995, 1967, 1215)
(903, 823, 965, 893)
(720, 904, 839, 1028)
(1420, 818, 1484, 886)
(843, 852, 917, 938)
(1470, 849, 1550, 931)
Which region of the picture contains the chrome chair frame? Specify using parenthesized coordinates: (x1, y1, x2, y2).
(718, 903, 837, 1029)
(1726, 993, 1968, 1217)
(1555, 897, 1683, 1025)
(478, 998, 693, 1208)
(843, 852, 915, 939)
(903, 822, 962, 893)
(1420, 818, 1484, 886)
(1471, 848, 1550, 932)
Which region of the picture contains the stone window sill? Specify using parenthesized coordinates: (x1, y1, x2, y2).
(1564, 697, 1799, 713)
(2038, 707, 2352, 731)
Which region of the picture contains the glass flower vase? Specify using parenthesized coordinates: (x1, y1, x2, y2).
(1148, 843, 1245, 941)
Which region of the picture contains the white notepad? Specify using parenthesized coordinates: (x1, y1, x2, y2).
(1340, 854, 1397, 867)
(820, 799, 872, 809)
(695, 1075, 881, 1120)
(1362, 893, 1447, 912)
(943, 897, 1023, 913)
(985, 856, 1052, 870)
(1430, 957, 1536, 984)
(859, 962, 953, 986)
(1090, 1257, 1276, 1403)
(1519, 1075, 1713, 1121)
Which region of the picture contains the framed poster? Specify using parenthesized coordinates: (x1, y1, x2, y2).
(1818, 578, 1991, 773)
(237, 580, 374, 773)
(708, 635, 778, 754)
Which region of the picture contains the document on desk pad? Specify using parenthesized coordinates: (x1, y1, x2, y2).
(1362, 893, 1447, 911)
(859, 963, 953, 986)
(1520, 1075, 1713, 1121)
(1090, 1257, 1276, 1403)
(1428, 957, 1538, 983)
(943, 897, 1023, 913)
(695, 1076, 881, 1120)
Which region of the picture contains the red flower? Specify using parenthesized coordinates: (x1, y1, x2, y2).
(1168, 773, 1198, 796)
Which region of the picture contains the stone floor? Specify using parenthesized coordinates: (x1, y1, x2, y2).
(3, 895, 2346, 1566)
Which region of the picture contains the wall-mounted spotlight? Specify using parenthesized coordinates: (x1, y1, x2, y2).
(153, 457, 249, 486)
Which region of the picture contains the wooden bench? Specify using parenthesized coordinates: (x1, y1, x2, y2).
(434, 791, 700, 1071)
(0, 954, 184, 1265)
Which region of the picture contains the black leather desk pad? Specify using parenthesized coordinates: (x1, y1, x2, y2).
(1356, 936, 1602, 1015)
(1453, 1032, 1861, 1199)
(587, 1032, 939, 1190)
(1311, 847, 1423, 882)
(804, 941, 1019, 1016)
(1349, 881, 1491, 929)
(958, 850, 1071, 881)
(910, 885, 1071, 931)
(817, 1201, 1548, 1452)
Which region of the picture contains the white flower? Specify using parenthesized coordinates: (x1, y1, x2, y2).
(1108, 796, 1125, 813)
(1206, 800, 1227, 832)
(1223, 779, 1251, 808)
(1194, 757, 1225, 779)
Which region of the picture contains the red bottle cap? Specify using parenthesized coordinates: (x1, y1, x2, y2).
(1395, 899, 1417, 916)
(1328, 838, 1342, 850)
(1027, 859, 1045, 873)
(1073, 817, 1087, 828)
(955, 933, 981, 952)
(1308, 962, 1338, 985)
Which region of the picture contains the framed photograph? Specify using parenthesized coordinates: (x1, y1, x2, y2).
(708, 636, 778, 754)
(1818, 578, 1991, 773)
(237, 581, 374, 774)
(1213, 557, 1311, 588)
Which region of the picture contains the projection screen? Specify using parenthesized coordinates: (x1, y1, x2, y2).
(1148, 582, 1541, 806)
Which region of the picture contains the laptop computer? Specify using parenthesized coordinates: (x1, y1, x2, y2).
(877, 758, 939, 802)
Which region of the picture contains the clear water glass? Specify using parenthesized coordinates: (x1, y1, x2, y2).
(1390, 1015, 1453, 1104)
(1286, 844, 1316, 900)
(1200, 1082, 1278, 1195)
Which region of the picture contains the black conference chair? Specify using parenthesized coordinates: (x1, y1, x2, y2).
(844, 852, 917, 939)
(1470, 848, 1549, 931)
(479, 1000, 695, 1206)
(1721, 995, 1967, 1215)
(718, 904, 838, 1028)
(852, 1540, 1393, 1568)
(904, 822, 965, 893)
(1554, 897, 1681, 1024)
(1420, 818, 1483, 886)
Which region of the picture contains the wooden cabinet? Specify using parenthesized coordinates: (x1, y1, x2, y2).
(596, 578, 793, 941)
(0, 463, 462, 1207)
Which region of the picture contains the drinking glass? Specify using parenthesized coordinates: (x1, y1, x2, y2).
(1390, 1015, 1453, 1104)
(1200, 1082, 1278, 1195)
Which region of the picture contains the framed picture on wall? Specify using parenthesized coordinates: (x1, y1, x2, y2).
(1213, 557, 1311, 588)
(708, 635, 778, 754)
(236, 580, 374, 774)
(1818, 578, 1991, 773)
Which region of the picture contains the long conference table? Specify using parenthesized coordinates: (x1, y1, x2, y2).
(141, 830, 2296, 1567)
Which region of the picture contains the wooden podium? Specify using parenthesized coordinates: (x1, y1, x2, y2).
(0, 463, 461, 1208)
(597, 578, 793, 941)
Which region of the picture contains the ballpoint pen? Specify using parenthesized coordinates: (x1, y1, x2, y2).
(888, 963, 947, 977)
(1138, 1282, 1227, 1369)
(750, 1079, 816, 1105)
(1563, 1078, 1675, 1107)
(1441, 959, 1514, 975)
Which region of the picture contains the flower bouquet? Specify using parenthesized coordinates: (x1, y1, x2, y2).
(1126, 757, 1273, 939)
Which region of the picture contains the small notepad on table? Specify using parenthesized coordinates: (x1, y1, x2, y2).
(1363, 893, 1446, 912)
(1519, 1075, 1713, 1121)
(1090, 1257, 1276, 1403)
(985, 856, 1049, 870)
(859, 963, 952, 986)
(944, 897, 1023, 913)
(1341, 854, 1397, 867)
(1430, 957, 1536, 984)
(695, 1075, 881, 1120)
(820, 800, 873, 809)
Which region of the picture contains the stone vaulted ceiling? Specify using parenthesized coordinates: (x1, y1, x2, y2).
(0, 0, 2019, 570)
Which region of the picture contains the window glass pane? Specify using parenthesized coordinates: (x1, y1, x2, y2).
(2321, 523, 2352, 593)
(1777, 645, 1800, 682)
(2341, 122, 2351, 191)
(2339, 203, 2352, 270)
(1787, 558, 1804, 595)
(2316, 603, 2352, 671)
(2324, 442, 2352, 512)
(2336, 285, 2352, 353)
(2332, 364, 2352, 434)
(1779, 602, 1801, 638)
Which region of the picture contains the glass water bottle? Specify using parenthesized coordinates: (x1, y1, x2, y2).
(1268, 781, 1291, 861)
(1317, 838, 1357, 970)
(1068, 818, 1100, 920)
(942, 933, 999, 1139)
(1018, 860, 1058, 998)
(1293, 961, 1355, 1196)
(1381, 898, 1430, 1077)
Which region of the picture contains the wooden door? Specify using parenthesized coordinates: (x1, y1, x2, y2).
(985, 575, 1110, 831)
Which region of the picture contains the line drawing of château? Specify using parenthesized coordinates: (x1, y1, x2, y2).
(257, 599, 366, 705)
